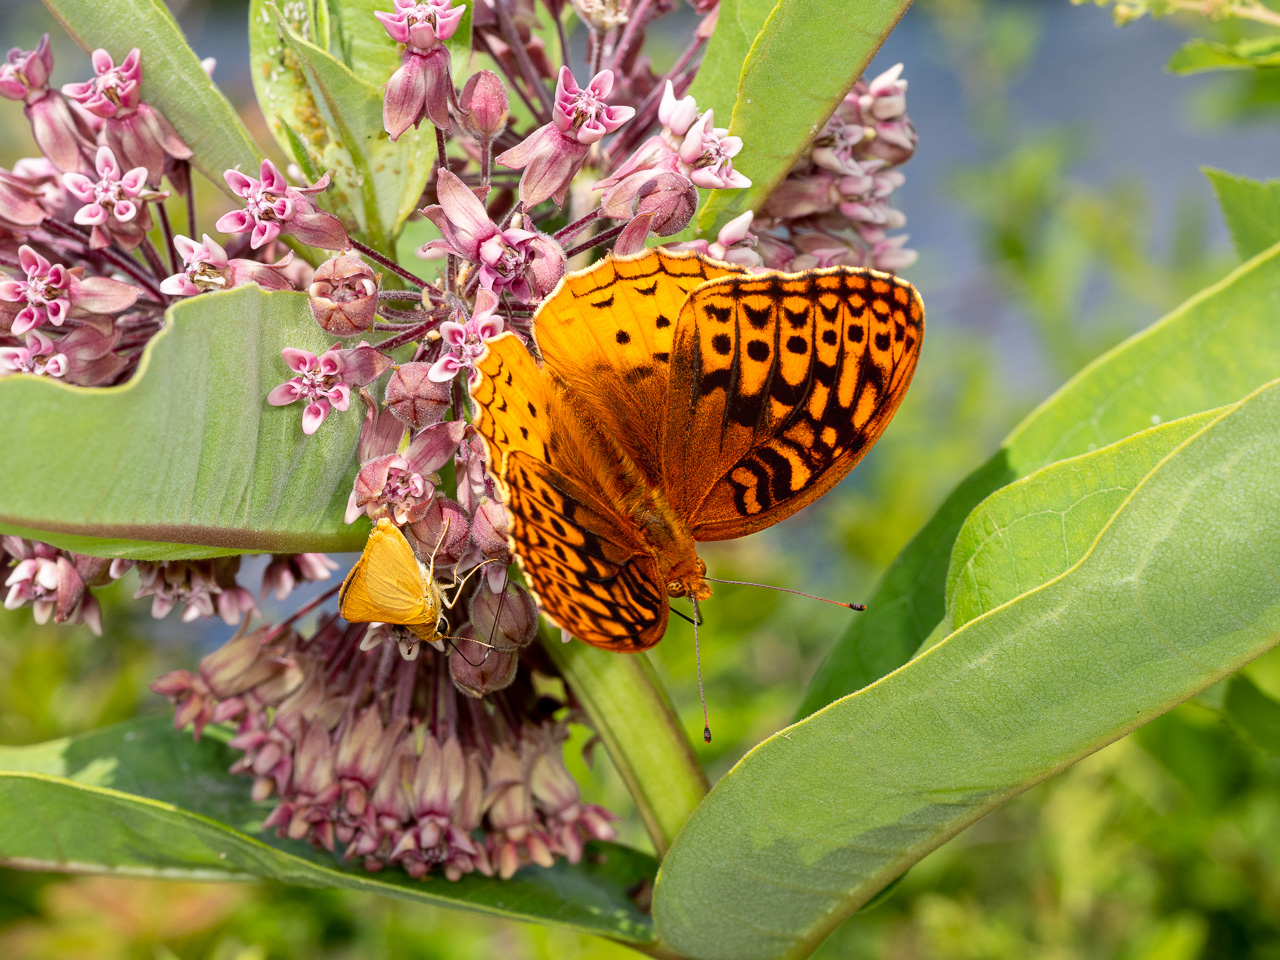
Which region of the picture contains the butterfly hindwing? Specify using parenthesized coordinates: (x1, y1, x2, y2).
(664, 267, 923, 540)
(533, 249, 744, 482)
(474, 333, 671, 650)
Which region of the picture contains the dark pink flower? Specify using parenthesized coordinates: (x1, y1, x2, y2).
(261, 553, 341, 601)
(678, 109, 750, 190)
(216, 159, 349, 251)
(496, 68, 634, 208)
(0, 244, 139, 335)
(268, 345, 353, 434)
(459, 69, 509, 139)
(428, 289, 504, 384)
(1, 37, 95, 174)
(422, 168, 565, 300)
(346, 419, 466, 524)
(377, 0, 464, 137)
(0, 330, 66, 378)
(62, 145, 164, 250)
(0, 36, 52, 104)
(61, 48, 190, 183)
(160, 233, 295, 297)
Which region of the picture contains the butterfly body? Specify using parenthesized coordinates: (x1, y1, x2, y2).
(473, 250, 923, 652)
(339, 517, 444, 644)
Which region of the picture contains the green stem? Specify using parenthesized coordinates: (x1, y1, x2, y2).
(541, 629, 708, 856)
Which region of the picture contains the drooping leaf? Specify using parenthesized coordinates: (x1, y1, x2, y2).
(946, 407, 1226, 631)
(1222, 673, 1280, 755)
(262, 3, 433, 250)
(692, 0, 914, 238)
(0, 717, 657, 943)
(798, 241, 1280, 716)
(1167, 37, 1280, 75)
(1203, 167, 1280, 261)
(0, 286, 367, 560)
(41, 0, 261, 198)
(655, 378, 1280, 960)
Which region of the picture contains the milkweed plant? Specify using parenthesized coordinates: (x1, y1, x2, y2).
(0, 0, 1278, 958)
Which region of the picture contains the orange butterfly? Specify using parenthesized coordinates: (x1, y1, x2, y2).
(471, 249, 923, 652)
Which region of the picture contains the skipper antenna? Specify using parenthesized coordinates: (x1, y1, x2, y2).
(702, 576, 866, 611)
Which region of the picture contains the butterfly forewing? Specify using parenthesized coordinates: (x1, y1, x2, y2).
(533, 249, 744, 482)
(664, 267, 923, 540)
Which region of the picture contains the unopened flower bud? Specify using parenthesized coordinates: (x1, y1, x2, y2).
(449, 626, 518, 696)
(309, 254, 379, 336)
(634, 173, 697, 236)
(460, 69, 509, 139)
(406, 496, 470, 565)
(386, 362, 451, 429)
(468, 580, 538, 651)
(470, 498, 510, 557)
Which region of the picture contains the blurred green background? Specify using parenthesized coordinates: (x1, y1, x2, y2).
(3, 0, 1280, 956)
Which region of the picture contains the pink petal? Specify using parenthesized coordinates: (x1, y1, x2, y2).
(121, 167, 148, 193)
(438, 320, 466, 346)
(282, 348, 318, 373)
(267, 380, 303, 405)
(327, 383, 351, 411)
(90, 48, 115, 75)
(113, 199, 138, 223)
(223, 169, 257, 197)
(74, 203, 107, 226)
(160, 274, 198, 296)
(215, 210, 252, 234)
(427, 355, 461, 382)
(250, 220, 281, 249)
(302, 400, 331, 434)
(61, 173, 95, 202)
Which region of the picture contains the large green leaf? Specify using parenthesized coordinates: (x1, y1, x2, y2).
(798, 241, 1280, 716)
(0, 286, 366, 560)
(692, 0, 914, 238)
(655, 378, 1280, 960)
(685, 0, 776, 118)
(261, 3, 433, 251)
(0, 717, 657, 943)
(1204, 167, 1280, 261)
(42, 0, 261, 199)
(945, 407, 1226, 630)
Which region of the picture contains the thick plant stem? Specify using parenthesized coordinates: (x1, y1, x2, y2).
(541, 629, 707, 856)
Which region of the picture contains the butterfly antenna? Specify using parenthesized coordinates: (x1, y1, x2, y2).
(670, 607, 703, 626)
(485, 566, 511, 651)
(442, 557, 504, 609)
(426, 517, 451, 580)
(692, 596, 711, 744)
(702, 577, 867, 611)
(438, 633, 495, 667)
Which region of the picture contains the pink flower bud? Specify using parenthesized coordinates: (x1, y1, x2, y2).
(460, 70, 509, 139)
(633, 172, 697, 237)
(309, 254, 379, 336)
(448, 626, 518, 697)
(386, 361, 451, 429)
(468, 580, 538, 651)
(470, 498, 510, 557)
(406, 496, 470, 565)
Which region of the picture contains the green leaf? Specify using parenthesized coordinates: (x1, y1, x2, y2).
(655, 378, 1280, 960)
(259, 2, 433, 250)
(1167, 37, 1280, 75)
(685, 0, 776, 118)
(0, 286, 366, 560)
(799, 241, 1280, 716)
(0, 717, 657, 943)
(1223, 673, 1280, 755)
(945, 407, 1226, 631)
(692, 0, 914, 238)
(1204, 167, 1280, 261)
(42, 0, 261, 199)
(541, 631, 707, 856)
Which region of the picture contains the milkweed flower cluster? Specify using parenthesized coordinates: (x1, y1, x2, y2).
(151, 615, 616, 878)
(2, 0, 919, 885)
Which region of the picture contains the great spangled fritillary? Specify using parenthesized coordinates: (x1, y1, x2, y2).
(471, 249, 924, 651)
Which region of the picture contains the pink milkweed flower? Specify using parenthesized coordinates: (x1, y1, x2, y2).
(0, 243, 140, 335)
(159, 234, 295, 297)
(377, 0, 465, 138)
(496, 68, 635, 208)
(268, 345, 353, 434)
(216, 159, 349, 251)
(346, 419, 467, 525)
(62, 145, 165, 250)
(666, 210, 762, 269)
(421, 168, 565, 301)
(678, 109, 750, 190)
(61, 48, 191, 183)
(0, 35, 95, 174)
(0, 330, 67, 378)
(427, 289, 504, 385)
